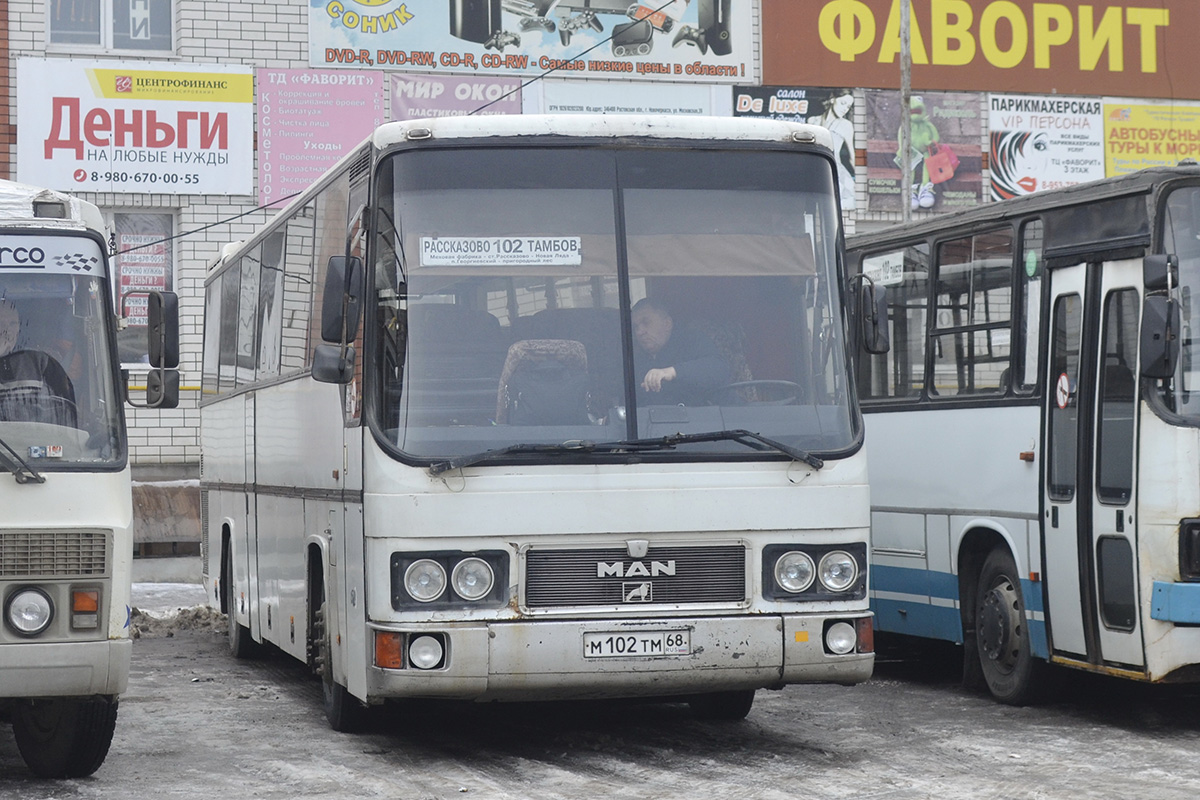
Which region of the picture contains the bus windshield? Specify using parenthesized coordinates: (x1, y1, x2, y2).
(0, 253, 124, 467)
(1162, 185, 1200, 421)
(370, 145, 856, 461)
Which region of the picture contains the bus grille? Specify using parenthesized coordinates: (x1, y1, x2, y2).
(0, 531, 109, 577)
(525, 545, 745, 608)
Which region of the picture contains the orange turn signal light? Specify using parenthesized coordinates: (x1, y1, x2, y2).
(855, 617, 875, 654)
(72, 590, 99, 613)
(374, 631, 404, 669)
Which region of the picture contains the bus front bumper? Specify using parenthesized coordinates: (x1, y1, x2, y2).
(364, 613, 873, 702)
(0, 639, 130, 698)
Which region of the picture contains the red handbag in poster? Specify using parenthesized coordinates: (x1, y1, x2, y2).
(925, 142, 960, 184)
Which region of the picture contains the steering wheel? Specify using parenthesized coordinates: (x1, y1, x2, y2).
(710, 380, 802, 406)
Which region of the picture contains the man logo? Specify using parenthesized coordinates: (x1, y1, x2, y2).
(596, 560, 675, 578)
(623, 582, 652, 602)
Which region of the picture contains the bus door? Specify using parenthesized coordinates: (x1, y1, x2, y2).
(1043, 258, 1144, 669)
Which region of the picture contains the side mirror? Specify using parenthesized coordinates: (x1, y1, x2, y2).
(320, 256, 364, 344)
(146, 368, 180, 408)
(1140, 294, 1179, 378)
(148, 291, 179, 368)
(123, 290, 181, 409)
(1144, 254, 1178, 292)
(860, 281, 890, 355)
(312, 343, 356, 384)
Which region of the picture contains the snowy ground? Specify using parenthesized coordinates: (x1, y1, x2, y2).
(2, 585, 1200, 798)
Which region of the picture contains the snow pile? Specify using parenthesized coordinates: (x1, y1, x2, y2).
(130, 605, 226, 638)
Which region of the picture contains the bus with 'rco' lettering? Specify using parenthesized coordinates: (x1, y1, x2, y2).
(0, 179, 178, 776)
(201, 115, 881, 730)
(849, 165, 1200, 704)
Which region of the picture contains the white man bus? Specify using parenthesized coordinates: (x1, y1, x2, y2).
(202, 115, 885, 730)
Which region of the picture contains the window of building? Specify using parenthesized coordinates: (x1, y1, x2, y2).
(110, 211, 175, 366)
(48, 0, 174, 54)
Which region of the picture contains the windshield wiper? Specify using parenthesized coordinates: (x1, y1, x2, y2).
(596, 429, 824, 470)
(428, 429, 823, 475)
(0, 434, 46, 484)
(429, 440, 601, 475)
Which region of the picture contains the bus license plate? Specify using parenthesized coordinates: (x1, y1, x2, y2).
(582, 630, 691, 658)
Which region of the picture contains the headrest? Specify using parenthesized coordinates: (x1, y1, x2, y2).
(0, 300, 17, 358)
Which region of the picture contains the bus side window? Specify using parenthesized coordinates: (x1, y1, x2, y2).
(309, 170, 352, 358)
(256, 230, 286, 380)
(930, 228, 1013, 396)
(858, 244, 929, 400)
(281, 203, 316, 375)
(217, 261, 240, 394)
(1015, 219, 1044, 394)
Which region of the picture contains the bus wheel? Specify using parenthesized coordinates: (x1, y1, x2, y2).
(974, 548, 1046, 705)
(314, 594, 369, 732)
(688, 689, 755, 721)
(223, 545, 260, 659)
(13, 696, 118, 778)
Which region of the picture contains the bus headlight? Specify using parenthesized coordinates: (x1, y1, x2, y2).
(819, 551, 858, 592)
(451, 558, 494, 601)
(774, 551, 816, 593)
(404, 560, 447, 603)
(7, 588, 54, 636)
(824, 621, 857, 655)
(409, 634, 445, 670)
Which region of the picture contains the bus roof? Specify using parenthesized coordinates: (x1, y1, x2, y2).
(848, 164, 1200, 254)
(372, 113, 834, 151)
(0, 179, 105, 234)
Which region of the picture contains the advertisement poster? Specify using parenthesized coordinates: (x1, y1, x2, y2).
(988, 94, 1105, 200)
(258, 69, 384, 208)
(865, 90, 983, 214)
(17, 58, 253, 195)
(390, 73, 521, 120)
(310, 0, 752, 84)
(116, 234, 169, 327)
(762, 0, 1200, 101)
(1103, 100, 1200, 176)
(528, 79, 720, 116)
(733, 86, 856, 211)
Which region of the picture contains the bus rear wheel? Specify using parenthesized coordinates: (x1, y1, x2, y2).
(222, 543, 260, 659)
(974, 548, 1047, 705)
(688, 689, 755, 721)
(12, 696, 118, 778)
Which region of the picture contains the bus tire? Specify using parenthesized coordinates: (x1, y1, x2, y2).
(223, 544, 261, 659)
(13, 695, 118, 778)
(688, 689, 755, 721)
(315, 595, 369, 733)
(974, 548, 1047, 705)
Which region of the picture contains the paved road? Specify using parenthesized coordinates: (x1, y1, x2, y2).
(2, 586, 1199, 799)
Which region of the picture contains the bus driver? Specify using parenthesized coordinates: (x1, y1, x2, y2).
(631, 298, 729, 406)
(0, 297, 77, 424)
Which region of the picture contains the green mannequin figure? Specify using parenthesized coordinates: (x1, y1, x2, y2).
(895, 95, 941, 210)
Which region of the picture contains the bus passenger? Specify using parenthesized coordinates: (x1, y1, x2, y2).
(631, 298, 729, 405)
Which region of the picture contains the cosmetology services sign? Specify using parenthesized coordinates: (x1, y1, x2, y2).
(310, 0, 752, 83)
(17, 59, 254, 195)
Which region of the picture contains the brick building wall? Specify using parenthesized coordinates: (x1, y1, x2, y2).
(8, 0, 309, 474)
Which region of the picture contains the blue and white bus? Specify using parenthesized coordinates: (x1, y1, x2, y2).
(849, 165, 1200, 703)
